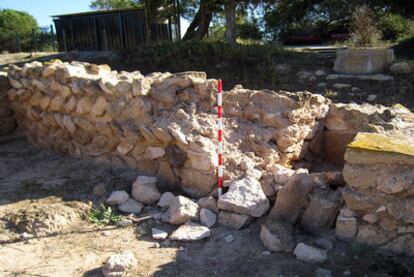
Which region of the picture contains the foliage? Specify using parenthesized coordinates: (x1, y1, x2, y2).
(90, 0, 138, 10)
(378, 12, 414, 41)
(350, 5, 382, 48)
(88, 204, 126, 225)
(0, 9, 39, 52)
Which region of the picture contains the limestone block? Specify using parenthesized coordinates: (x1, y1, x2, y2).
(334, 49, 394, 74)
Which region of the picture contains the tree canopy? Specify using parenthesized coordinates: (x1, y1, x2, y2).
(0, 9, 39, 52)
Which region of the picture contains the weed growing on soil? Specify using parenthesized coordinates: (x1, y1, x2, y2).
(88, 204, 125, 226)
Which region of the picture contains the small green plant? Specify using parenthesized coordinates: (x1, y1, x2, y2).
(88, 204, 125, 226)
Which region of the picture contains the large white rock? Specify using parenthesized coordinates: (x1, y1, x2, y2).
(131, 176, 161, 205)
(106, 191, 129, 205)
(217, 177, 269, 217)
(118, 198, 144, 214)
(200, 208, 217, 228)
(165, 195, 199, 225)
(169, 222, 211, 241)
(157, 192, 176, 209)
(293, 243, 327, 263)
(102, 251, 137, 277)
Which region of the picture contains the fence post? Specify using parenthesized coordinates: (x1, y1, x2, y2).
(15, 31, 21, 53)
(50, 25, 56, 52)
(32, 28, 37, 52)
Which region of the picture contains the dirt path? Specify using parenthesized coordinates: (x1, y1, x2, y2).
(0, 135, 413, 277)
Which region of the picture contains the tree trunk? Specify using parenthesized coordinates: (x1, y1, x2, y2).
(182, 0, 213, 40)
(225, 0, 237, 47)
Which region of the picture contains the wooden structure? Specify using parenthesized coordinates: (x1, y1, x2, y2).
(53, 8, 180, 51)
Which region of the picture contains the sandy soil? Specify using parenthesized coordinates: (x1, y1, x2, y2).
(0, 134, 413, 277)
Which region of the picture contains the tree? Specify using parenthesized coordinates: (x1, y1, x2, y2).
(90, 0, 138, 10)
(224, 0, 237, 46)
(0, 9, 38, 52)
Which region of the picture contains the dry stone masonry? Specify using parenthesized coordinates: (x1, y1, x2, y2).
(4, 60, 414, 259)
(6, 60, 328, 197)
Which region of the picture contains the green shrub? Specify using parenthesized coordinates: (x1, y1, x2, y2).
(378, 12, 413, 41)
(88, 204, 125, 226)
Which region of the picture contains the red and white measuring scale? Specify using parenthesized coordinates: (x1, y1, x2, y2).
(217, 79, 223, 197)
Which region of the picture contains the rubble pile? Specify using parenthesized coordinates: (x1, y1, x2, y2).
(5, 60, 414, 259)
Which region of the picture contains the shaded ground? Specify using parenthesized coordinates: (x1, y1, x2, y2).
(1, 134, 414, 276)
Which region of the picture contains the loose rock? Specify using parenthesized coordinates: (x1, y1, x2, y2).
(157, 192, 176, 209)
(200, 208, 217, 228)
(152, 228, 169, 240)
(260, 220, 294, 252)
(131, 176, 161, 205)
(118, 198, 144, 214)
(169, 222, 211, 241)
(106, 191, 129, 205)
(293, 243, 327, 263)
(102, 251, 137, 277)
(217, 176, 269, 217)
(218, 211, 253, 229)
(165, 195, 199, 225)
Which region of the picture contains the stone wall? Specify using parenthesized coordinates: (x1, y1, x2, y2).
(337, 131, 414, 256)
(0, 72, 16, 136)
(6, 60, 329, 197)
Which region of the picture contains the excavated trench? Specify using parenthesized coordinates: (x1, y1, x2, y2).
(2, 60, 414, 258)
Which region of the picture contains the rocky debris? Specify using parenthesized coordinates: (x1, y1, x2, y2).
(164, 196, 199, 225)
(131, 176, 161, 205)
(301, 187, 342, 235)
(200, 208, 217, 227)
(197, 196, 219, 213)
(268, 170, 314, 224)
(152, 228, 169, 240)
(169, 222, 211, 241)
(102, 251, 137, 277)
(335, 215, 358, 241)
(157, 192, 176, 209)
(267, 164, 295, 185)
(315, 268, 333, 277)
(118, 198, 144, 214)
(293, 243, 327, 263)
(217, 177, 269, 217)
(218, 211, 253, 229)
(314, 237, 334, 251)
(106, 191, 129, 205)
(224, 234, 235, 243)
(260, 220, 294, 252)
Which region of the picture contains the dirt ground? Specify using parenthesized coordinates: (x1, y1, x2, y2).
(0, 134, 414, 277)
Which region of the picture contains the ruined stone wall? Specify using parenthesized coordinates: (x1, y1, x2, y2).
(6, 60, 329, 197)
(337, 132, 414, 256)
(0, 72, 16, 136)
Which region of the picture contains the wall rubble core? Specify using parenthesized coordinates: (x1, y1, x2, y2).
(6, 60, 328, 197)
